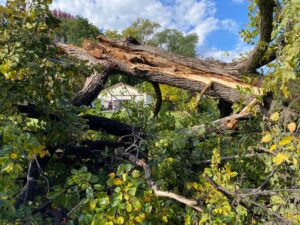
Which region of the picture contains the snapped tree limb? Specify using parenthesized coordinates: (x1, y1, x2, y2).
(58, 38, 263, 104)
(115, 148, 203, 212)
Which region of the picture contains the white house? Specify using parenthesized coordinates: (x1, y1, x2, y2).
(98, 83, 153, 110)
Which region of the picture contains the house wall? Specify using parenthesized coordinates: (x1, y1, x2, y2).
(98, 83, 153, 110)
(144, 94, 154, 105)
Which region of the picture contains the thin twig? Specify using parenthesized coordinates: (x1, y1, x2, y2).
(67, 198, 88, 216)
(255, 164, 281, 193)
(239, 188, 300, 197)
(204, 175, 292, 224)
(195, 153, 264, 166)
(196, 81, 213, 106)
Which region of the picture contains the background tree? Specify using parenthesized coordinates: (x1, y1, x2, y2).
(53, 9, 100, 46)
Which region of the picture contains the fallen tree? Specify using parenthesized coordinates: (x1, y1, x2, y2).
(57, 0, 275, 110)
(3, 0, 300, 224)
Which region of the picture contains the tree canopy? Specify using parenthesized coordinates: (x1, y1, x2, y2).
(0, 0, 300, 225)
(53, 10, 100, 46)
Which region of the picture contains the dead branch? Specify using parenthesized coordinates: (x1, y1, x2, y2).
(115, 147, 203, 212)
(226, 98, 257, 129)
(58, 38, 263, 104)
(151, 82, 162, 117)
(190, 111, 252, 136)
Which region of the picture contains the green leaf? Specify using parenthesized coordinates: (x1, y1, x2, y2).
(124, 163, 133, 172)
(106, 207, 116, 220)
(126, 202, 133, 212)
(132, 170, 141, 178)
(132, 197, 142, 210)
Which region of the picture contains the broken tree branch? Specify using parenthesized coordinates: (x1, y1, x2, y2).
(190, 111, 252, 136)
(115, 148, 203, 212)
(58, 37, 263, 104)
(18, 104, 137, 137)
(226, 98, 257, 129)
(151, 82, 162, 117)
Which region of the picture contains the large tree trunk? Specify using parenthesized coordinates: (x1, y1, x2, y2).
(58, 37, 262, 104)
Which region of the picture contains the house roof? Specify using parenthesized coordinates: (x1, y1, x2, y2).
(105, 82, 141, 93)
(98, 82, 147, 100)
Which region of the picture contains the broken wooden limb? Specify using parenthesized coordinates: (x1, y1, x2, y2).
(151, 82, 162, 117)
(226, 98, 258, 129)
(115, 148, 203, 212)
(190, 111, 252, 136)
(58, 38, 263, 104)
(195, 81, 213, 109)
(17, 104, 138, 137)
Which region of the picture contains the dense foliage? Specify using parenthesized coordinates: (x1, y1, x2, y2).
(0, 0, 299, 225)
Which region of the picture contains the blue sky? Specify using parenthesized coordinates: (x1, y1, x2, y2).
(0, 0, 252, 61)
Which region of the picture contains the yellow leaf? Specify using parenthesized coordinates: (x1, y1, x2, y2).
(261, 133, 272, 143)
(39, 150, 50, 158)
(105, 222, 113, 225)
(293, 158, 298, 167)
(270, 112, 280, 121)
(116, 217, 124, 225)
(108, 173, 116, 178)
(132, 170, 141, 178)
(269, 144, 277, 152)
(10, 152, 18, 159)
(89, 200, 96, 209)
(288, 122, 296, 133)
(143, 196, 151, 202)
(273, 153, 290, 165)
(279, 136, 292, 146)
(162, 216, 168, 223)
(135, 213, 145, 223)
(113, 178, 123, 186)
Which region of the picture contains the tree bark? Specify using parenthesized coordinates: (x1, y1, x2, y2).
(18, 104, 137, 137)
(237, 0, 275, 73)
(58, 38, 262, 104)
(71, 68, 113, 106)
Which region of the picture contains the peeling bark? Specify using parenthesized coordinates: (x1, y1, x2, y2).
(58, 38, 262, 104)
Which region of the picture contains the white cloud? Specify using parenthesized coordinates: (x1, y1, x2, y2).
(201, 37, 252, 62)
(220, 19, 240, 34)
(51, 0, 232, 46)
(232, 0, 244, 4)
(0, 0, 247, 61)
(0, 0, 6, 5)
